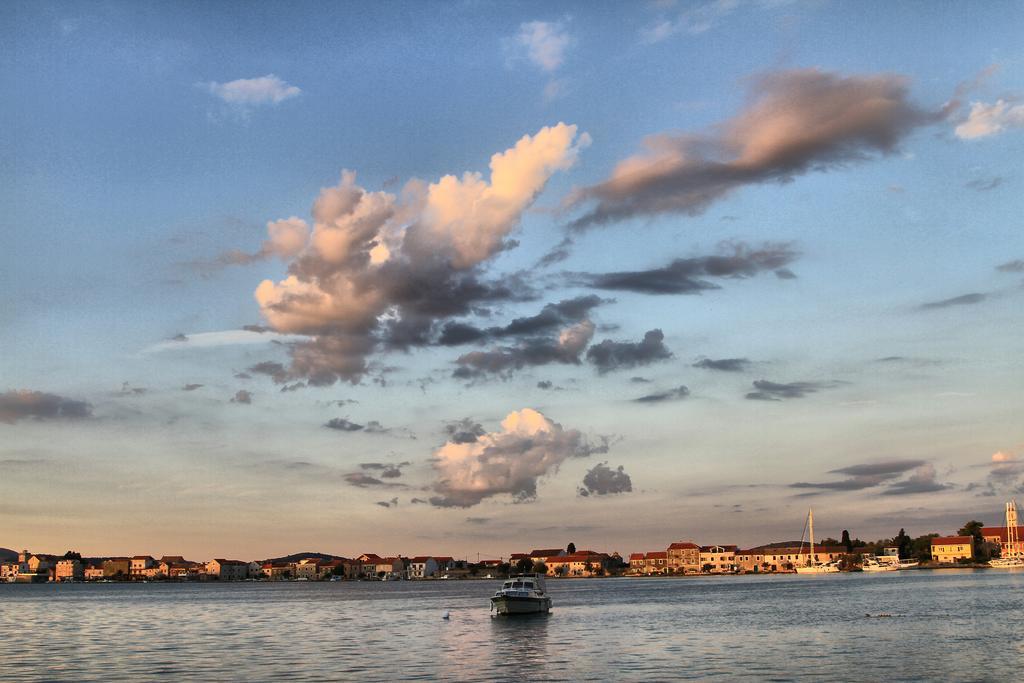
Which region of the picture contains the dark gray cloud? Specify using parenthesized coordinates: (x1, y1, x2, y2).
(0, 390, 93, 424)
(248, 361, 287, 382)
(376, 497, 399, 508)
(996, 259, 1024, 273)
(170, 333, 188, 342)
(452, 319, 595, 379)
(792, 459, 925, 491)
(243, 324, 271, 333)
(630, 376, 652, 383)
(438, 295, 606, 346)
(536, 237, 573, 268)
(360, 461, 410, 478)
(115, 382, 147, 396)
(693, 357, 750, 372)
(537, 380, 554, 390)
(919, 293, 986, 310)
(182, 383, 204, 391)
(745, 380, 839, 401)
(634, 385, 690, 403)
(831, 460, 927, 477)
(578, 462, 633, 496)
(444, 418, 486, 444)
(774, 268, 797, 280)
(964, 177, 1003, 191)
(568, 68, 941, 229)
(345, 472, 408, 490)
(576, 242, 798, 295)
(465, 517, 490, 525)
(325, 418, 364, 432)
(410, 497, 428, 504)
(880, 464, 948, 495)
(586, 329, 672, 373)
(230, 390, 252, 404)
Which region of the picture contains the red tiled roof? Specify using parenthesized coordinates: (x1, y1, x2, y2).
(981, 527, 1016, 543)
(645, 551, 667, 559)
(932, 536, 973, 545)
(529, 549, 563, 557)
(700, 545, 738, 552)
(629, 553, 645, 561)
(509, 553, 530, 560)
(551, 553, 608, 563)
(667, 542, 699, 550)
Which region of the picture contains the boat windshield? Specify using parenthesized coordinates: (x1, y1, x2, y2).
(512, 581, 523, 588)
(523, 582, 534, 589)
(502, 582, 512, 588)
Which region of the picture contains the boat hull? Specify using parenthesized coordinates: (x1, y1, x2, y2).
(490, 595, 551, 615)
(795, 565, 839, 574)
(988, 559, 1024, 569)
(862, 564, 898, 572)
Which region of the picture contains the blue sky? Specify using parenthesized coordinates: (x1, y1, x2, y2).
(2, 1, 1023, 560)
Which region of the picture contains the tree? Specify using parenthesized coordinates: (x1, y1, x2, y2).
(841, 530, 852, 553)
(911, 534, 938, 562)
(702, 563, 714, 573)
(567, 542, 576, 554)
(532, 561, 547, 575)
(497, 562, 511, 577)
(63, 551, 82, 560)
(959, 520, 988, 560)
(895, 528, 912, 558)
(515, 557, 533, 574)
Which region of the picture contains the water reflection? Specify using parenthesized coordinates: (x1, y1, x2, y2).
(489, 612, 551, 677)
(1, 573, 1023, 681)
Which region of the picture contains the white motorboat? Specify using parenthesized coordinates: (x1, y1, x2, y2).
(897, 559, 919, 569)
(795, 509, 840, 574)
(989, 499, 1024, 569)
(490, 573, 551, 615)
(862, 557, 898, 572)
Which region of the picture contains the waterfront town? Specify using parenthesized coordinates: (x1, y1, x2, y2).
(3, 518, 1021, 583)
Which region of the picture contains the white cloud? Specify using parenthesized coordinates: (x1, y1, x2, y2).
(514, 21, 572, 72)
(204, 74, 302, 106)
(252, 123, 589, 384)
(641, 0, 740, 44)
(142, 329, 305, 353)
(954, 99, 1024, 139)
(429, 408, 607, 507)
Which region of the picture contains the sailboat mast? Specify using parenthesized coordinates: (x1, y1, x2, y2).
(1008, 500, 1019, 558)
(808, 509, 816, 567)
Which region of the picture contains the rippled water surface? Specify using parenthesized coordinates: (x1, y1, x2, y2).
(2, 570, 1022, 681)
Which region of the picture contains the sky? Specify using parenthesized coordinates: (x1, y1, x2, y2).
(2, 0, 1023, 561)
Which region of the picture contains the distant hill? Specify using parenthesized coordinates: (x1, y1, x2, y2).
(0, 547, 17, 562)
(260, 551, 345, 564)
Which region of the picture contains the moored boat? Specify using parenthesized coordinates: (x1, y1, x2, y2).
(989, 500, 1024, 569)
(862, 557, 899, 572)
(490, 573, 551, 615)
(794, 509, 840, 575)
